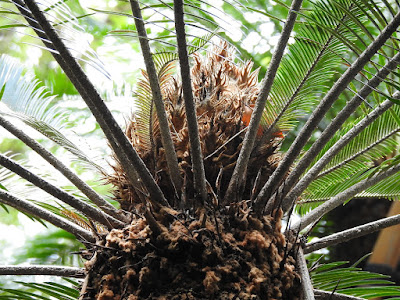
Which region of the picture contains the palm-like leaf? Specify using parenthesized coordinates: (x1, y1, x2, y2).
(14, 230, 82, 266)
(0, 280, 80, 300)
(300, 105, 400, 207)
(0, 154, 39, 217)
(0, 0, 109, 78)
(0, 54, 103, 172)
(264, 0, 351, 131)
(268, 0, 400, 213)
(267, 0, 400, 140)
(311, 260, 400, 299)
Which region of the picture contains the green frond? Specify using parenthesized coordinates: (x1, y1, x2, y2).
(133, 70, 154, 152)
(133, 59, 176, 152)
(357, 172, 400, 200)
(0, 55, 103, 172)
(299, 104, 400, 209)
(1, 0, 109, 78)
(356, 153, 400, 199)
(133, 32, 213, 153)
(310, 260, 400, 299)
(94, 0, 237, 59)
(14, 230, 82, 266)
(265, 0, 356, 131)
(0, 154, 40, 201)
(267, 0, 400, 132)
(0, 280, 79, 300)
(31, 200, 106, 234)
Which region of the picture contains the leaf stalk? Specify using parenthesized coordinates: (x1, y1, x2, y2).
(0, 115, 129, 223)
(0, 189, 95, 242)
(20, 0, 170, 209)
(129, 0, 183, 196)
(0, 265, 85, 278)
(280, 53, 400, 211)
(224, 0, 304, 204)
(173, 0, 208, 204)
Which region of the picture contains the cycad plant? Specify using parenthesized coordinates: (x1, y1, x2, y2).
(1, 0, 400, 299)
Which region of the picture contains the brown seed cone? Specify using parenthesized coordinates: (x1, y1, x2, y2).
(107, 43, 283, 212)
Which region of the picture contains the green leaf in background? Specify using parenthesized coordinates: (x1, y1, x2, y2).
(0, 279, 80, 300)
(14, 230, 82, 266)
(0, 83, 5, 101)
(311, 260, 400, 299)
(0, 54, 104, 172)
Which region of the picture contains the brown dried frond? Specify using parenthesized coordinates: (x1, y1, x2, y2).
(61, 209, 107, 234)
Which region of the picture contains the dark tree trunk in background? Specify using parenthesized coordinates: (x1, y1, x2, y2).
(327, 198, 400, 283)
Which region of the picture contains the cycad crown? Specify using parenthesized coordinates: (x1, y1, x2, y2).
(99, 43, 298, 299)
